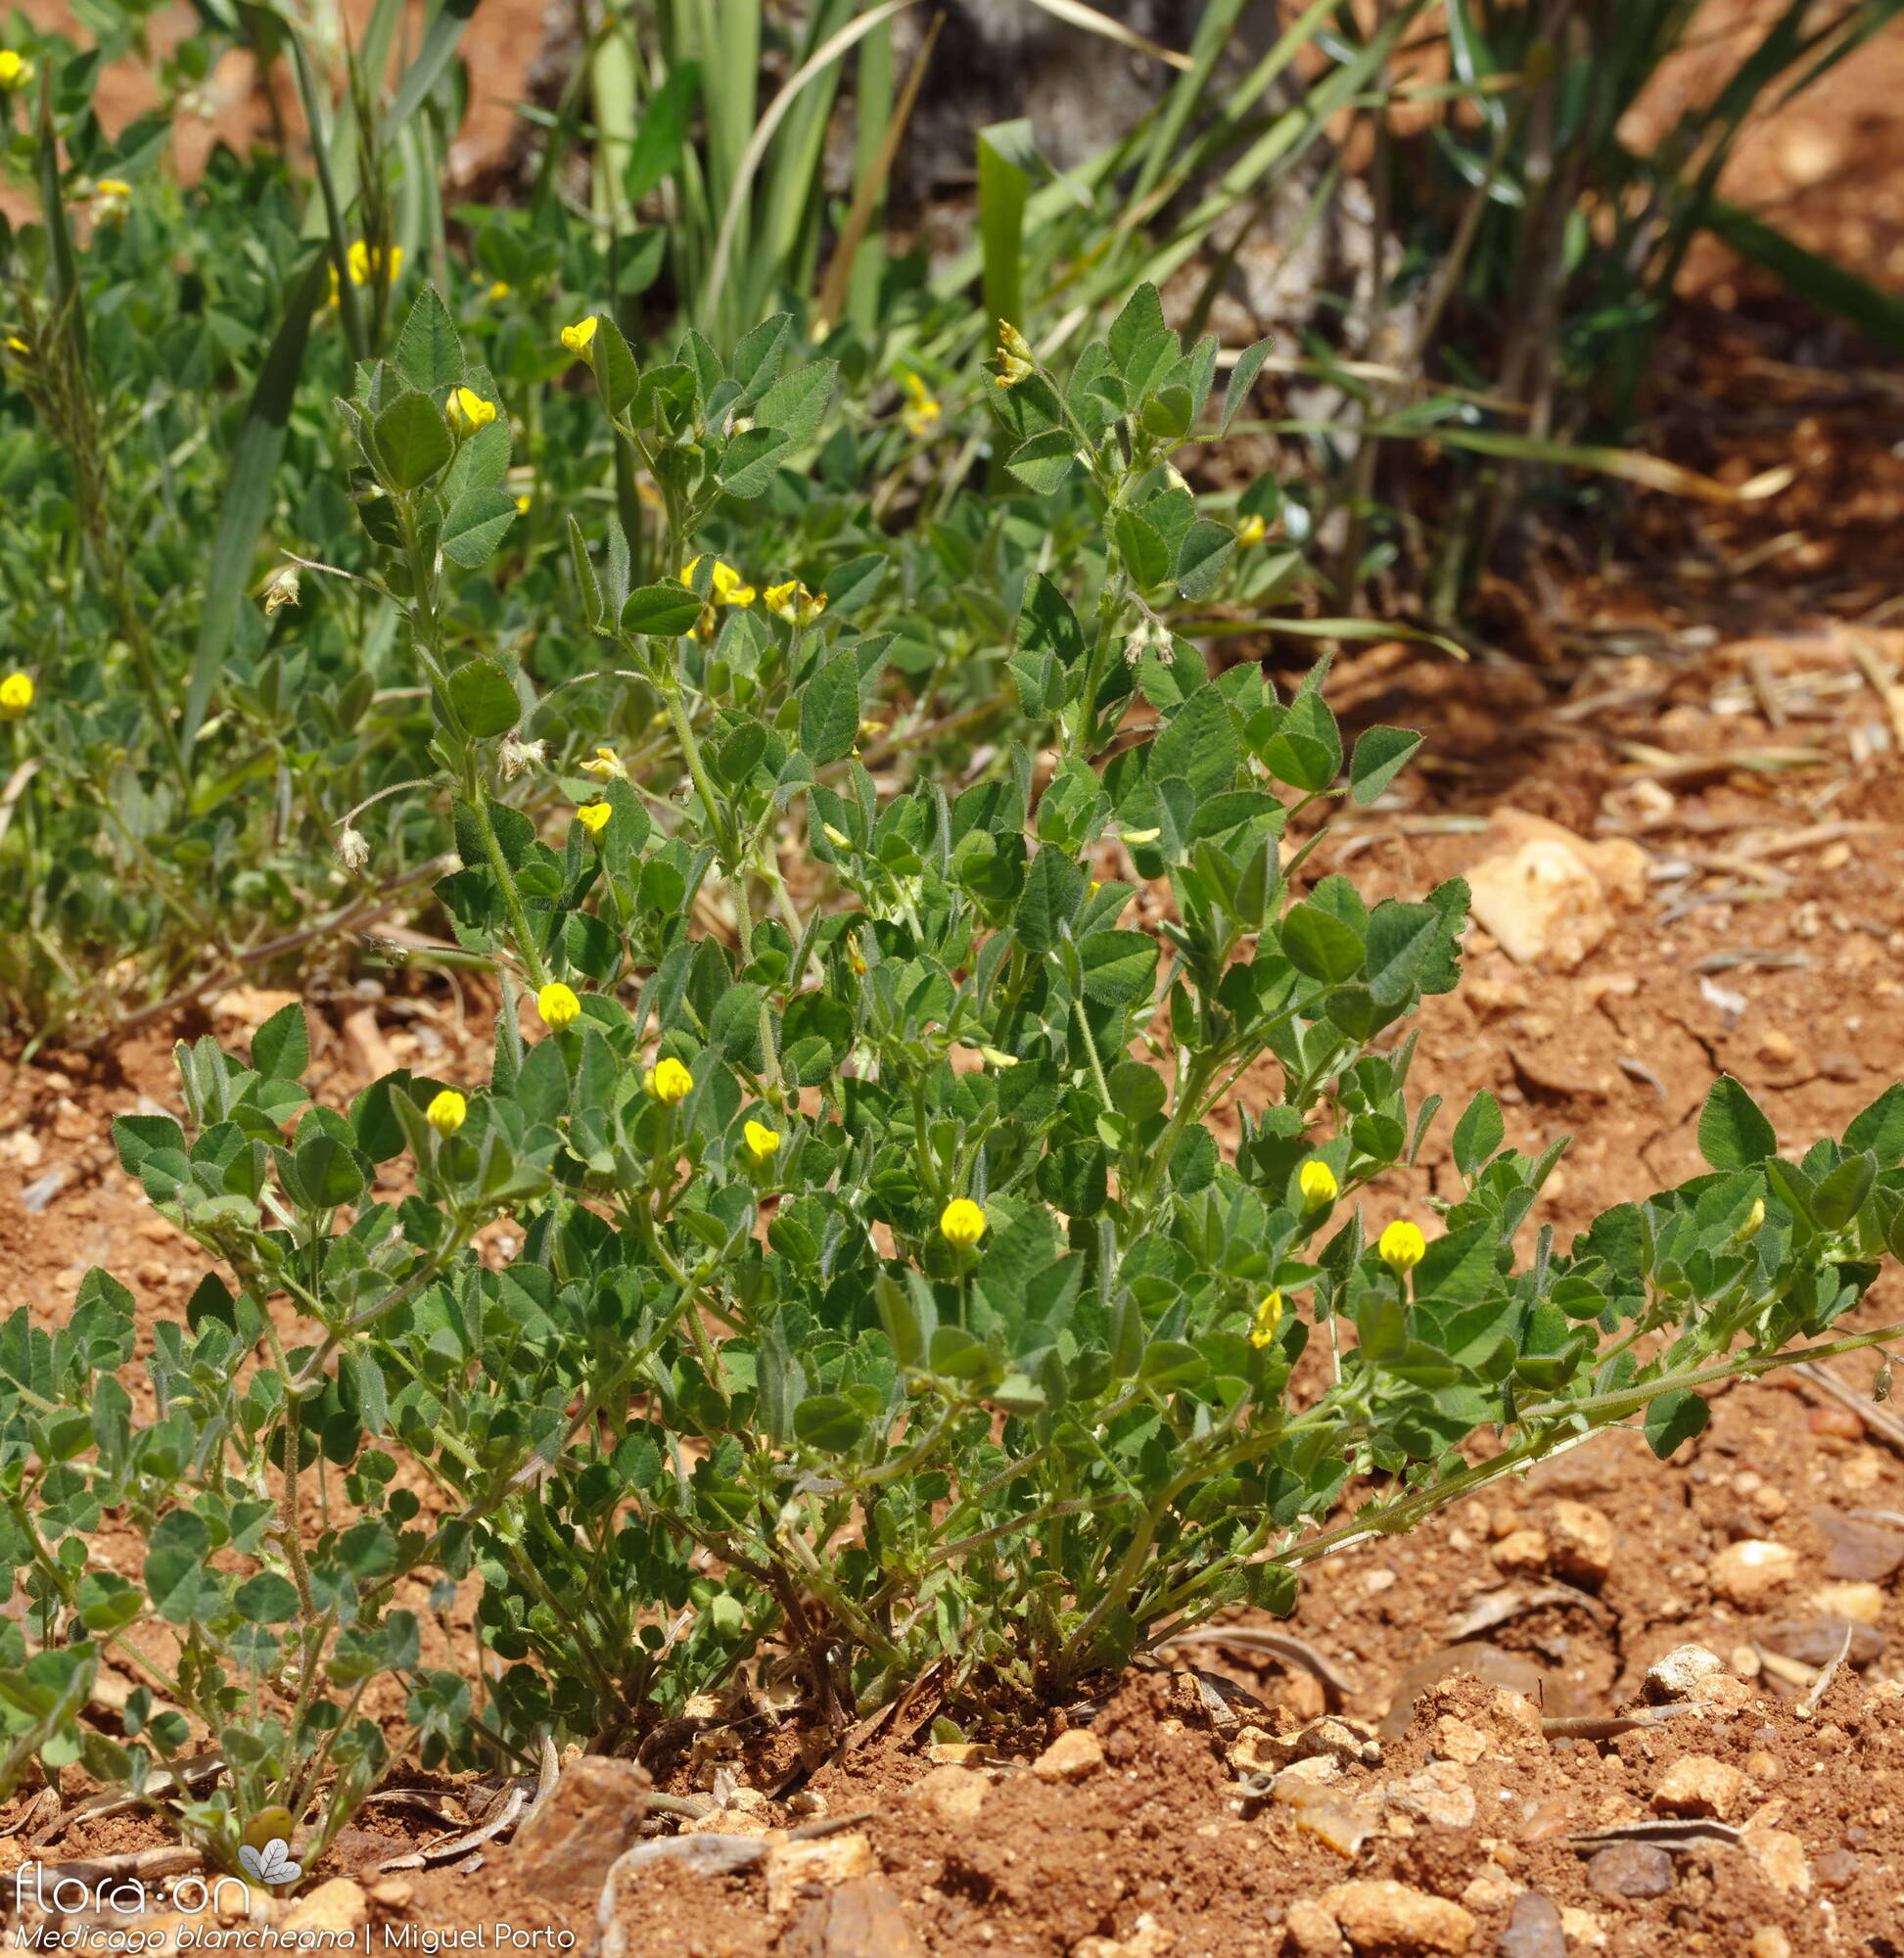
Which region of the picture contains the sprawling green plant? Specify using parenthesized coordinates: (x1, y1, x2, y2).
(4, 286, 1904, 1885)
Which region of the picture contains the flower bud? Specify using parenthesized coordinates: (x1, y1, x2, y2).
(646, 1056, 694, 1103)
(995, 320, 1035, 388)
(336, 824, 369, 873)
(1378, 1220, 1426, 1274)
(940, 1197, 987, 1248)
(1298, 1160, 1338, 1210)
(536, 982, 581, 1030)
(425, 1090, 467, 1136)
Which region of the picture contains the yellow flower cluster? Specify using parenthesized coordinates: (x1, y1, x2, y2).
(680, 556, 755, 638)
(994, 320, 1034, 389)
(765, 580, 825, 628)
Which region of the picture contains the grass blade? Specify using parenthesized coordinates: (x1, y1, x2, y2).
(1704, 200, 1904, 352)
(183, 249, 332, 755)
(814, 12, 940, 336)
(752, 0, 858, 325)
(845, 14, 896, 335)
(389, 0, 481, 125)
(34, 82, 83, 362)
(1018, 0, 1191, 70)
(699, 0, 916, 331)
(977, 118, 1034, 337)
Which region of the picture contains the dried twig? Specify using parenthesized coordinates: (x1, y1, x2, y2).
(1796, 1621, 1855, 1719)
(591, 1814, 877, 1958)
(1746, 651, 1786, 729)
(1542, 1708, 1696, 1742)
(1446, 1582, 1612, 1642)
(30, 1752, 225, 1847)
(1569, 1819, 1741, 1851)
(1847, 638, 1904, 751)
(1159, 1626, 1357, 1701)
(371, 1784, 525, 1873)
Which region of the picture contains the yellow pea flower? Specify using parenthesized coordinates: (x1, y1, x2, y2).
(1236, 513, 1268, 545)
(347, 241, 401, 287)
(1739, 1197, 1766, 1241)
(515, 492, 532, 513)
(1248, 1290, 1284, 1350)
(4, 336, 29, 358)
(447, 386, 496, 434)
(560, 315, 598, 356)
(329, 242, 401, 305)
(646, 1056, 694, 1104)
(900, 371, 941, 438)
(679, 555, 755, 607)
(1298, 1160, 1339, 1210)
(0, 51, 35, 91)
(537, 982, 581, 1030)
(488, 280, 512, 302)
(93, 177, 131, 198)
(744, 1119, 782, 1163)
(580, 746, 627, 780)
(940, 1197, 987, 1248)
(576, 799, 612, 837)
(425, 1090, 467, 1136)
(766, 580, 826, 628)
(0, 672, 33, 719)
(1378, 1220, 1426, 1275)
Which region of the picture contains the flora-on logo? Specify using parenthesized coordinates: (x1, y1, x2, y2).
(238, 1836, 303, 1886)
